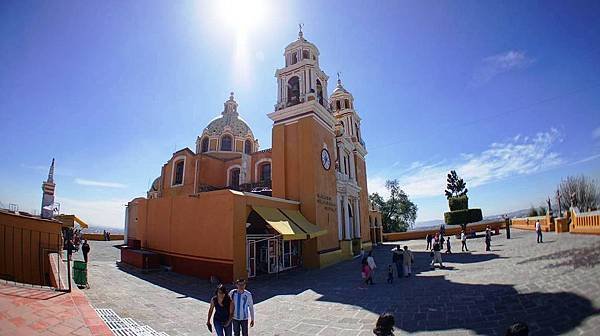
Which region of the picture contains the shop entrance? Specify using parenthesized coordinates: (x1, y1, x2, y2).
(246, 210, 302, 278)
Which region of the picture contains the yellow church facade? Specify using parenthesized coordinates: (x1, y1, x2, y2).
(125, 31, 381, 282)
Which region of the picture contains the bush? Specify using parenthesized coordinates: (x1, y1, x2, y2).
(444, 208, 483, 225)
(448, 195, 469, 211)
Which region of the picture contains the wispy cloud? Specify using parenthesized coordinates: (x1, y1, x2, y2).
(21, 162, 74, 177)
(57, 197, 127, 228)
(75, 178, 127, 189)
(368, 129, 563, 198)
(471, 50, 535, 86)
(570, 153, 600, 165)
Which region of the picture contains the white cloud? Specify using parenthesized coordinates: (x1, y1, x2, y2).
(471, 50, 535, 86)
(593, 126, 600, 139)
(570, 153, 600, 165)
(75, 178, 127, 189)
(57, 197, 127, 229)
(368, 129, 563, 198)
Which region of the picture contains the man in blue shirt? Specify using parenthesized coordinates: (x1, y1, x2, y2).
(229, 278, 255, 336)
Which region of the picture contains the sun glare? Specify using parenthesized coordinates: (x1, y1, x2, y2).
(217, 0, 268, 37)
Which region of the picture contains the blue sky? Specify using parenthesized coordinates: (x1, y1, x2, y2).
(1, 1, 599, 228)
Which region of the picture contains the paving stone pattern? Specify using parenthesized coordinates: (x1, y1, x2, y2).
(79, 230, 600, 335)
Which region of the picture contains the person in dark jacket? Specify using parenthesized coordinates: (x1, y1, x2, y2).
(81, 240, 91, 263)
(373, 312, 395, 336)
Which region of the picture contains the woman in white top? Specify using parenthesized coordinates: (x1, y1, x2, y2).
(367, 251, 377, 283)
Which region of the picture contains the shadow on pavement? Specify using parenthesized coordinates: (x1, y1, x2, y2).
(114, 244, 598, 336)
(517, 242, 600, 270)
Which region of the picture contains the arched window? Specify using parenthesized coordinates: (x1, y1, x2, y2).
(244, 139, 252, 154)
(316, 79, 324, 106)
(173, 160, 184, 185)
(229, 168, 240, 189)
(259, 163, 271, 183)
(335, 100, 341, 110)
(220, 135, 232, 151)
(291, 52, 298, 65)
(287, 76, 300, 106)
(201, 137, 209, 153)
(355, 123, 360, 140)
(344, 99, 350, 109)
(302, 50, 309, 60)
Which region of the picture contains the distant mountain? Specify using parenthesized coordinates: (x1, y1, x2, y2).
(411, 208, 531, 232)
(86, 226, 124, 234)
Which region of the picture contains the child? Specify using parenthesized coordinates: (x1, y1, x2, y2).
(387, 265, 393, 284)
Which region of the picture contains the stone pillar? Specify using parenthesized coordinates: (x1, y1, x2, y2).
(354, 198, 361, 238)
(336, 194, 343, 241)
(343, 196, 351, 240)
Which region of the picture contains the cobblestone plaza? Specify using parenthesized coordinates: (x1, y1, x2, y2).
(81, 230, 600, 336)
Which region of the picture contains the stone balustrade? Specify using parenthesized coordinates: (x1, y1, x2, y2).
(571, 210, 600, 235)
(510, 215, 555, 232)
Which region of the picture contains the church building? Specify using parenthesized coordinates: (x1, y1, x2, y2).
(125, 30, 381, 282)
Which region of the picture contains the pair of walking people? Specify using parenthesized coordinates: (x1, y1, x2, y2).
(362, 251, 377, 285)
(207, 279, 255, 336)
(392, 245, 414, 279)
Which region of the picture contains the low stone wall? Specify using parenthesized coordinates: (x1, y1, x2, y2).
(555, 217, 570, 233)
(511, 215, 554, 232)
(383, 220, 504, 242)
(83, 233, 125, 241)
(571, 210, 600, 235)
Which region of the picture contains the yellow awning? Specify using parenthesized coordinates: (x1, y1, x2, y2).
(56, 214, 89, 229)
(252, 206, 307, 240)
(280, 209, 327, 238)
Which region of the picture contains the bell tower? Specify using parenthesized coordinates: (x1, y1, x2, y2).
(274, 25, 329, 110)
(268, 28, 338, 268)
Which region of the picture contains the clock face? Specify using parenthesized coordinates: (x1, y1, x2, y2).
(321, 149, 331, 170)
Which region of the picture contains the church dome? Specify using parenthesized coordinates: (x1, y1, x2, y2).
(201, 92, 254, 139)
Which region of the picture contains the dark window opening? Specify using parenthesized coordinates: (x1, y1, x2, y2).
(291, 52, 298, 64)
(229, 168, 240, 189)
(173, 160, 184, 185)
(221, 135, 233, 151)
(336, 100, 341, 110)
(302, 50, 309, 60)
(244, 139, 252, 154)
(201, 138, 209, 153)
(344, 99, 350, 109)
(259, 163, 271, 183)
(316, 79, 324, 106)
(287, 76, 300, 106)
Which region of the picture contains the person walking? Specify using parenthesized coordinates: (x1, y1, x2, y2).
(535, 220, 543, 243)
(426, 234, 432, 250)
(402, 246, 413, 277)
(81, 240, 90, 263)
(392, 246, 403, 278)
(445, 236, 452, 254)
(367, 251, 377, 284)
(431, 241, 443, 268)
(461, 230, 469, 252)
(228, 279, 254, 336)
(207, 284, 234, 336)
(373, 312, 395, 336)
(361, 258, 372, 286)
(485, 227, 492, 251)
(440, 236, 445, 250)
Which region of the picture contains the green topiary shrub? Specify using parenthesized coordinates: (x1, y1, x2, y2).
(448, 195, 469, 211)
(444, 208, 482, 225)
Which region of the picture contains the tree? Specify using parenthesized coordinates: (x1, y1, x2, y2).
(443, 170, 482, 230)
(558, 175, 600, 212)
(369, 180, 418, 233)
(444, 170, 468, 199)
